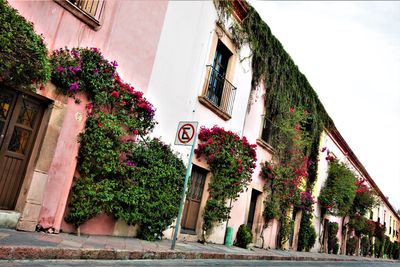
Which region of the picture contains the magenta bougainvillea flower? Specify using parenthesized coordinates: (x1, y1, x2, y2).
(69, 82, 80, 91)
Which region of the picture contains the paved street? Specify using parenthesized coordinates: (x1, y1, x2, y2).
(0, 259, 399, 267)
(1, 229, 399, 265)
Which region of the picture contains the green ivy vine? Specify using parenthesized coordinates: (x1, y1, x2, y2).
(214, 1, 340, 249)
(259, 108, 314, 248)
(214, 0, 335, 186)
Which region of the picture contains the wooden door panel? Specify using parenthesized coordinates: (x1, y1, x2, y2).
(0, 88, 45, 210)
(181, 167, 207, 232)
(0, 157, 23, 209)
(185, 201, 201, 230)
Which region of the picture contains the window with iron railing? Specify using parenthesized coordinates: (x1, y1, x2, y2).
(200, 40, 237, 120)
(55, 0, 105, 30)
(203, 65, 236, 116)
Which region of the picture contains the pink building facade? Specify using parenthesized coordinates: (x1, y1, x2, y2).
(3, 0, 168, 235)
(1, 0, 398, 255)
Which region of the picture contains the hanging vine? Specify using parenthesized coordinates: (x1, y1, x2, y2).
(214, 0, 334, 186)
(213, 1, 335, 249)
(259, 108, 314, 248)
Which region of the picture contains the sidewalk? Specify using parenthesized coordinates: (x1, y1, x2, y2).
(0, 228, 397, 262)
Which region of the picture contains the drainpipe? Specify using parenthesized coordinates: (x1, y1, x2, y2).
(224, 198, 233, 243)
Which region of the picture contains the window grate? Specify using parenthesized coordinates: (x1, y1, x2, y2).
(204, 65, 236, 116)
(67, 0, 105, 23)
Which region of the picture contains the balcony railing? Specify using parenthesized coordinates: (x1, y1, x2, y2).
(56, 0, 105, 29)
(69, 0, 104, 21)
(203, 65, 236, 116)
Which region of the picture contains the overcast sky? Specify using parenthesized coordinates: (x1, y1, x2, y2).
(249, 1, 400, 211)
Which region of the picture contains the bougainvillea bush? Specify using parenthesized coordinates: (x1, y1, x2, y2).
(0, 0, 50, 87)
(52, 47, 183, 241)
(50, 47, 116, 100)
(296, 191, 315, 212)
(260, 108, 314, 248)
(195, 126, 257, 232)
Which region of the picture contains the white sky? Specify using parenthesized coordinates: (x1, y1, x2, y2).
(249, 1, 400, 211)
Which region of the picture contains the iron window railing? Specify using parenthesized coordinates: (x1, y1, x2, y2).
(204, 65, 236, 116)
(56, 0, 105, 29)
(68, 0, 105, 23)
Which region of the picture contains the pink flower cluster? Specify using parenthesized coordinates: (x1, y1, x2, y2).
(112, 75, 155, 121)
(355, 178, 369, 194)
(195, 125, 257, 180)
(298, 191, 315, 211)
(321, 147, 335, 162)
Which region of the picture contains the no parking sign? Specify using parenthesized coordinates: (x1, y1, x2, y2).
(174, 121, 198, 146)
(171, 121, 198, 249)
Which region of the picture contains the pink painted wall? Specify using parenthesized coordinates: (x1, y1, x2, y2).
(228, 86, 276, 247)
(8, 0, 168, 233)
(61, 213, 115, 236)
(37, 94, 89, 230)
(9, 0, 168, 93)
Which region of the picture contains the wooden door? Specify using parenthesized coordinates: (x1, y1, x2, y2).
(247, 189, 261, 231)
(181, 166, 207, 232)
(0, 88, 45, 210)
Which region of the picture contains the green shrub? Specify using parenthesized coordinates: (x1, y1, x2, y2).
(346, 237, 358, 255)
(384, 236, 391, 257)
(361, 236, 370, 256)
(392, 241, 400, 260)
(66, 138, 185, 241)
(278, 215, 294, 247)
(318, 160, 357, 217)
(53, 47, 181, 241)
(263, 199, 280, 222)
(374, 238, 383, 258)
(327, 222, 339, 254)
(297, 211, 316, 252)
(235, 224, 253, 249)
(0, 0, 50, 87)
(202, 199, 230, 232)
(333, 238, 340, 254)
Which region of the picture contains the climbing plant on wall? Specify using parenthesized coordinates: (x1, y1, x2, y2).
(51, 47, 185, 241)
(194, 126, 257, 234)
(260, 108, 314, 248)
(214, 0, 334, 249)
(0, 0, 50, 88)
(214, 0, 334, 187)
(318, 160, 357, 217)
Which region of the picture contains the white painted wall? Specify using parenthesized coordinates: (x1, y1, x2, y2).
(146, 1, 253, 244)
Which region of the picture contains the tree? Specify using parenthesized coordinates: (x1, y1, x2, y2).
(318, 160, 357, 253)
(318, 160, 357, 217)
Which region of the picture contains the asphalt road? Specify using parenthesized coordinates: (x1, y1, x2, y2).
(0, 260, 399, 267)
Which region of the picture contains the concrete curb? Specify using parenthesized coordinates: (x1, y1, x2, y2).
(0, 246, 399, 262)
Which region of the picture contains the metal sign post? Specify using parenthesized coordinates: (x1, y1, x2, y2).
(171, 121, 198, 250)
